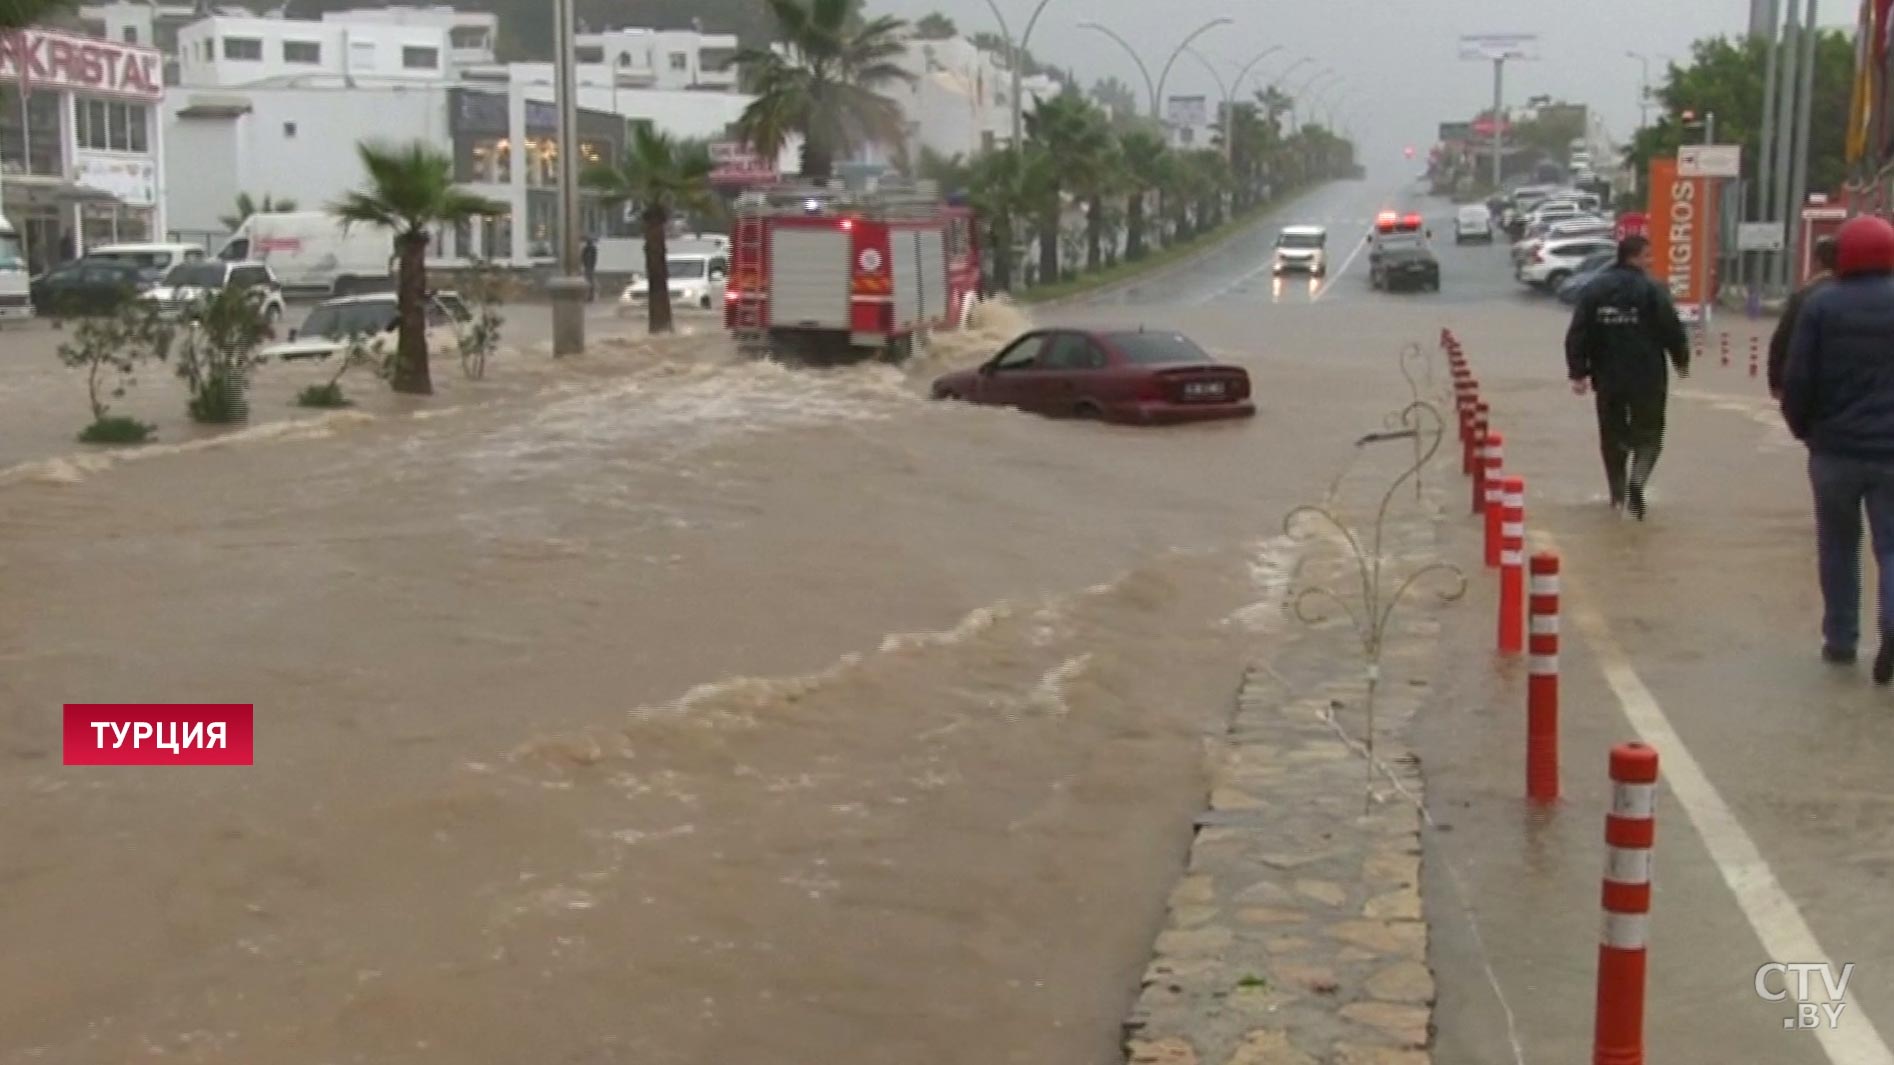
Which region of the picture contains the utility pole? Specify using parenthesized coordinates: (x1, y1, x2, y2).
(1785, 0, 1818, 291)
(1769, 0, 1802, 294)
(548, 0, 586, 354)
(1753, 0, 1780, 304)
(1490, 57, 1505, 189)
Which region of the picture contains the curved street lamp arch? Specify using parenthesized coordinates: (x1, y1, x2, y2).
(1078, 20, 1158, 116)
(1153, 16, 1236, 127)
(982, 0, 1062, 147)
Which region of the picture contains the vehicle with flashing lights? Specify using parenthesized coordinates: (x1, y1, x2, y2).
(723, 180, 982, 363)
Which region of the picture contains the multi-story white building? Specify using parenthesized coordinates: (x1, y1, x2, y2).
(76, 1, 249, 83)
(175, 15, 457, 88)
(852, 35, 1054, 168)
(0, 26, 168, 270)
(568, 28, 738, 92)
(321, 6, 497, 67)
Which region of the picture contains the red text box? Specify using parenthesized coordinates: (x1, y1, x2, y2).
(63, 704, 254, 765)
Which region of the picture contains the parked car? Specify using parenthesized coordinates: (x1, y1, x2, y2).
(1454, 204, 1494, 244)
(261, 291, 465, 361)
(1273, 225, 1328, 275)
(620, 251, 728, 313)
(1556, 251, 1617, 304)
(929, 327, 1253, 424)
(139, 260, 287, 321)
(1513, 216, 1614, 267)
(29, 259, 148, 316)
(1518, 236, 1618, 290)
(1371, 243, 1441, 292)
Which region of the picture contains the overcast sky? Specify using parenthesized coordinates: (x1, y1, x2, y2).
(868, 0, 1856, 173)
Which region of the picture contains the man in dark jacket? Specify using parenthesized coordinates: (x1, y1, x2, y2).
(1782, 214, 1894, 679)
(1565, 234, 1692, 519)
(1769, 235, 1838, 400)
(581, 237, 599, 301)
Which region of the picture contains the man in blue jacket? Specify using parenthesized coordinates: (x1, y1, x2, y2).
(1782, 214, 1894, 679)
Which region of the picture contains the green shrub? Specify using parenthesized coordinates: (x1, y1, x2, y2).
(77, 416, 157, 445)
(56, 302, 176, 444)
(296, 382, 351, 408)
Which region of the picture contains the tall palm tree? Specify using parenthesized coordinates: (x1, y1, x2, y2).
(734, 0, 914, 182)
(220, 192, 298, 232)
(967, 144, 1051, 292)
(1077, 134, 1123, 272)
(1024, 92, 1113, 284)
(0, 0, 75, 30)
(1117, 128, 1170, 261)
(329, 141, 503, 396)
(582, 126, 714, 336)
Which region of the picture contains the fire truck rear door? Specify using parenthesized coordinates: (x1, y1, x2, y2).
(769, 228, 850, 328)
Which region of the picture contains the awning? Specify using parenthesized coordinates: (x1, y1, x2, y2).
(0, 175, 123, 208)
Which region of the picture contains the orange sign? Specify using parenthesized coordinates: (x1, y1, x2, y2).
(1646, 157, 1717, 319)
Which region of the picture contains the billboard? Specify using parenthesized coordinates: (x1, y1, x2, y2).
(1439, 121, 1473, 143)
(0, 28, 162, 102)
(1458, 34, 1540, 61)
(1647, 157, 1716, 321)
(1166, 95, 1209, 129)
(708, 141, 776, 185)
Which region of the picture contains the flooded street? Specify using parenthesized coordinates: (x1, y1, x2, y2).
(1, 179, 1443, 1063)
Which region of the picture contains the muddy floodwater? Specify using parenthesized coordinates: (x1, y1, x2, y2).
(0, 296, 1428, 1064)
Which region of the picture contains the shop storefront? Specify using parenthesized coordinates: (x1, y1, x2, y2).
(0, 28, 164, 272)
(447, 87, 622, 263)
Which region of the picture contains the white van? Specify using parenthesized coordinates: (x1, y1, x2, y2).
(0, 216, 30, 321)
(87, 242, 207, 288)
(219, 211, 394, 296)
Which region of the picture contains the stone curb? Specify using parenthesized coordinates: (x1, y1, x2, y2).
(1122, 486, 1452, 1065)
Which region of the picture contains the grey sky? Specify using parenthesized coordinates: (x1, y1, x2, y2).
(868, 0, 1856, 172)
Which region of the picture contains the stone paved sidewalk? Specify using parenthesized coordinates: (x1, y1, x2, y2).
(1122, 483, 1453, 1065)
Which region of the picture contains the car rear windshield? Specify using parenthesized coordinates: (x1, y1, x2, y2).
(164, 263, 227, 287)
(1279, 232, 1323, 248)
(301, 301, 399, 339)
(1107, 331, 1212, 365)
(94, 249, 176, 270)
(667, 258, 708, 279)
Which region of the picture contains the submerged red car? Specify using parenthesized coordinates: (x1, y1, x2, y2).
(930, 328, 1254, 423)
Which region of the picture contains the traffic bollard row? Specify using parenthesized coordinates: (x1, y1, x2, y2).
(1527, 552, 1561, 802)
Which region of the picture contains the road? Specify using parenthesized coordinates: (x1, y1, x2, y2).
(2, 170, 1885, 1065)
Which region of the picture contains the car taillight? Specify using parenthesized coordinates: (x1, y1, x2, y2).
(1136, 376, 1165, 402)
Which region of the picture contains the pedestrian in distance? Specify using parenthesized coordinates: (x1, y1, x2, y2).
(1769, 234, 1839, 401)
(581, 236, 599, 302)
(1781, 214, 1894, 680)
(1564, 234, 1691, 520)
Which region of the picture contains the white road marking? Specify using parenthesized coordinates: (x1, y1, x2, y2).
(1311, 219, 1375, 303)
(1545, 531, 1894, 1065)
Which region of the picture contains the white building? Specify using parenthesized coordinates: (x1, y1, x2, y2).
(77, 1, 250, 82)
(569, 28, 738, 92)
(851, 36, 1055, 168)
(321, 6, 497, 67)
(0, 26, 168, 269)
(176, 15, 456, 88)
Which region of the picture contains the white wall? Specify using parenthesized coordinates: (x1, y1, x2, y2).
(574, 28, 738, 90)
(177, 16, 454, 88)
(161, 85, 450, 237)
(322, 6, 497, 65)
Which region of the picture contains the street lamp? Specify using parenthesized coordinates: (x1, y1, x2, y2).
(1077, 21, 1157, 117)
(981, 0, 1060, 148)
(1153, 16, 1236, 132)
(1287, 66, 1336, 132)
(1626, 50, 1651, 130)
(1183, 50, 1233, 159)
(548, 0, 585, 355)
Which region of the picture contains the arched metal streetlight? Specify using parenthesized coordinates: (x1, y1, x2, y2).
(981, 0, 1061, 147)
(1077, 21, 1157, 117)
(1184, 44, 1285, 162)
(1287, 66, 1336, 131)
(1153, 17, 1236, 131)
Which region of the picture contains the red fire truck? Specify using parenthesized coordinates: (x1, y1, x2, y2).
(724, 181, 981, 362)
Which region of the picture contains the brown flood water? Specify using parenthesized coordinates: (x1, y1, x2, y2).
(0, 298, 1424, 1064)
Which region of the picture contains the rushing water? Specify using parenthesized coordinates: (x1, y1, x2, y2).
(0, 296, 1423, 1064)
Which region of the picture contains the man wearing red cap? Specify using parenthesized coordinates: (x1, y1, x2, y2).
(1782, 214, 1894, 680)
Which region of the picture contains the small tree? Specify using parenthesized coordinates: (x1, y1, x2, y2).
(457, 259, 508, 381)
(174, 286, 273, 423)
(582, 127, 714, 335)
(57, 301, 177, 444)
(329, 141, 505, 395)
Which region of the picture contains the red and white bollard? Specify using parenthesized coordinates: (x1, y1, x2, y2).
(1497, 476, 1525, 653)
(1456, 383, 1475, 473)
(1593, 742, 1659, 1065)
(1527, 552, 1560, 802)
(1481, 430, 1503, 554)
(1472, 402, 1490, 485)
(1749, 336, 1760, 379)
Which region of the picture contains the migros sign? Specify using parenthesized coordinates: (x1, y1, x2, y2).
(0, 29, 162, 102)
(1647, 156, 1714, 316)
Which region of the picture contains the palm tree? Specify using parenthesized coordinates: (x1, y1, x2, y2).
(734, 0, 914, 182)
(329, 141, 503, 396)
(1077, 134, 1123, 272)
(582, 126, 714, 336)
(967, 145, 1049, 293)
(1023, 92, 1113, 284)
(220, 192, 298, 232)
(1118, 128, 1170, 261)
(0, 0, 74, 30)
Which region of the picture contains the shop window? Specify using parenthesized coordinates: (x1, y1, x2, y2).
(284, 122, 298, 138)
(284, 40, 321, 64)
(223, 37, 263, 61)
(0, 90, 63, 175)
(75, 99, 151, 154)
(669, 53, 687, 71)
(403, 46, 439, 70)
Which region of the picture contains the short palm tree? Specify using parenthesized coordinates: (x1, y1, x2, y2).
(220, 192, 298, 232)
(329, 141, 503, 395)
(1118, 128, 1170, 261)
(734, 0, 914, 182)
(1024, 92, 1114, 283)
(967, 144, 1050, 292)
(582, 125, 714, 335)
(0, 0, 75, 30)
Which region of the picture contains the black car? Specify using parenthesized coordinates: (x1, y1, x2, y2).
(1372, 245, 1440, 292)
(29, 259, 147, 316)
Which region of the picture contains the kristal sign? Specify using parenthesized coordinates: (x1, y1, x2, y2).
(1756, 963, 1856, 1031)
(62, 704, 255, 766)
